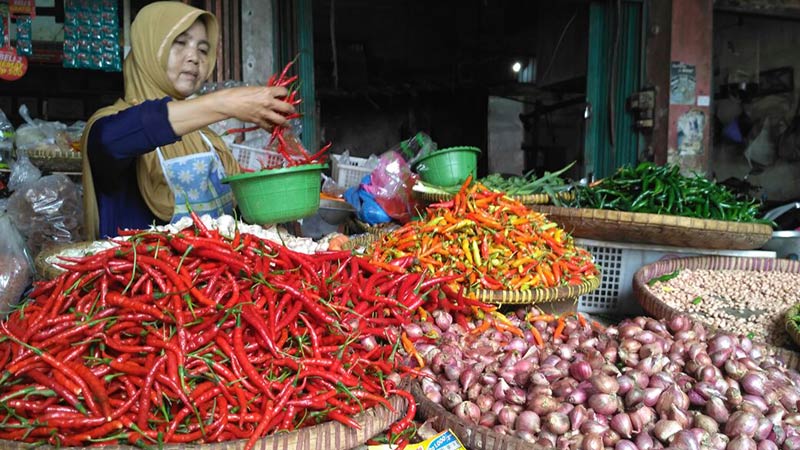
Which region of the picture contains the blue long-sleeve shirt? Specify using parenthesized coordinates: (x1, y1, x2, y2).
(87, 97, 180, 238)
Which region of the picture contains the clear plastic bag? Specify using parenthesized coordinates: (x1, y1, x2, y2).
(8, 155, 41, 193)
(362, 151, 419, 223)
(0, 108, 14, 164)
(15, 105, 70, 155)
(0, 214, 33, 316)
(7, 174, 84, 257)
(396, 132, 437, 166)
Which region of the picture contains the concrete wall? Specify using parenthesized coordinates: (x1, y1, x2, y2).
(488, 96, 525, 176)
(711, 12, 800, 203)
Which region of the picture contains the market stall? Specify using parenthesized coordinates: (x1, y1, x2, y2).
(1, 20, 800, 450)
(3, 139, 800, 450)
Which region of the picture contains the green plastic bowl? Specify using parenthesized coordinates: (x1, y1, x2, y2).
(222, 164, 326, 224)
(413, 146, 481, 187)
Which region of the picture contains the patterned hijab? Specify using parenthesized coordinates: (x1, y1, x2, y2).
(81, 1, 239, 240)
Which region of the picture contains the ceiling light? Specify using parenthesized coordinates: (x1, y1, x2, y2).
(512, 62, 522, 73)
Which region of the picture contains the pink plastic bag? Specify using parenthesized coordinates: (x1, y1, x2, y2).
(363, 151, 419, 223)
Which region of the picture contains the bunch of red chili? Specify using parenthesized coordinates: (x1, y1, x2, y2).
(0, 212, 484, 449)
(225, 59, 332, 169)
(370, 177, 599, 291)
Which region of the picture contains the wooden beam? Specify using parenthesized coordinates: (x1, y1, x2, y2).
(715, 0, 800, 20)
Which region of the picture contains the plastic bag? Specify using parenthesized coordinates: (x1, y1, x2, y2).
(0, 214, 33, 316)
(7, 174, 84, 257)
(396, 132, 437, 166)
(15, 105, 70, 155)
(8, 155, 41, 193)
(363, 151, 419, 223)
(321, 173, 347, 198)
(344, 176, 392, 225)
(0, 108, 14, 165)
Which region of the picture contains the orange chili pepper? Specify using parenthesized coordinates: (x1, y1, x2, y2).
(577, 312, 587, 327)
(530, 326, 544, 347)
(401, 332, 424, 368)
(553, 316, 566, 341)
(470, 320, 491, 335)
(527, 314, 555, 323)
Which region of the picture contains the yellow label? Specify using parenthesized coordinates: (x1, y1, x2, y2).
(367, 429, 467, 450)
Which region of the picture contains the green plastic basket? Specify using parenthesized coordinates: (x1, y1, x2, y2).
(222, 164, 326, 224)
(413, 146, 480, 187)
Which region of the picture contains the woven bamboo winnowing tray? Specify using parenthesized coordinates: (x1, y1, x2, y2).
(633, 256, 800, 353)
(414, 190, 575, 206)
(0, 394, 407, 450)
(528, 206, 773, 250)
(473, 275, 600, 305)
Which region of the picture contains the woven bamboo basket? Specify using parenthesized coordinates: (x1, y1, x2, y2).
(528, 206, 773, 250)
(341, 233, 381, 252)
(26, 147, 83, 173)
(632, 256, 800, 350)
(0, 394, 405, 450)
(786, 303, 800, 348)
(354, 220, 398, 237)
(474, 276, 600, 305)
(414, 190, 575, 206)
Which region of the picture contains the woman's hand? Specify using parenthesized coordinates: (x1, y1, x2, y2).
(213, 86, 296, 130)
(167, 85, 297, 137)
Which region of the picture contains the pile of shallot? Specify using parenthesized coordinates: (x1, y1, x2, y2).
(414, 309, 800, 450)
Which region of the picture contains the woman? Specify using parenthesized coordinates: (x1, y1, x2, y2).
(81, 2, 294, 240)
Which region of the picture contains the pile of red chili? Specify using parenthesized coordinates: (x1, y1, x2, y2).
(370, 178, 599, 291)
(0, 213, 481, 448)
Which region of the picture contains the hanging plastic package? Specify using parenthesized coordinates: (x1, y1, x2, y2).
(15, 16, 32, 56)
(0, 214, 33, 316)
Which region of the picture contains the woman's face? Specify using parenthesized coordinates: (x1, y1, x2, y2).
(166, 20, 211, 97)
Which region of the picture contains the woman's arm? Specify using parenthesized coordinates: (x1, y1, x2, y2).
(167, 85, 295, 136)
(89, 97, 179, 160)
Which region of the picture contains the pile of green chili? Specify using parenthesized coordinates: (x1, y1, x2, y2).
(566, 162, 770, 223)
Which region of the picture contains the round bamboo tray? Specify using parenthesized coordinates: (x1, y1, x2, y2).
(528, 206, 773, 250)
(632, 256, 800, 350)
(786, 303, 800, 348)
(26, 147, 83, 173)
(341, 233, 380, 252)
(0, 394, 407, 450)
(474, 276, 600, 305)
(414, 190, 575, 206)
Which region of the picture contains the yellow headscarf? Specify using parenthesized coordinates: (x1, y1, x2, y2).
(81, 1, 240, 240)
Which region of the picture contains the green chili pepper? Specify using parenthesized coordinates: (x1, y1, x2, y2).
(647, 269, 681, 286)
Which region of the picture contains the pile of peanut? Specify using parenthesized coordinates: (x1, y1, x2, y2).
(645, 269, 800, 346)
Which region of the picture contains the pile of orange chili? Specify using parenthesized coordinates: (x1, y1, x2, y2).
(369, 177, 599, 291)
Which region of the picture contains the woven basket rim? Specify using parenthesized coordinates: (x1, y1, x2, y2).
(474, 276, 600, 305)
(26, 147, 83, 159)
(632, 255, 800, 354)
(0, 395, 406, 450)
(411, 380, 551, 450)
(534, 205, 773, 233)
(341, 233, 379, 252)
(413, 190, 575, 205)
(786, 303, 800, 348)
(531, 205, 773, 250)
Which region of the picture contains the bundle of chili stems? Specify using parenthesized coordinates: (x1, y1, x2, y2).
(227, 59, 332, 169)
(370, 177, 599, 291)
(0, 211, 490, 449)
